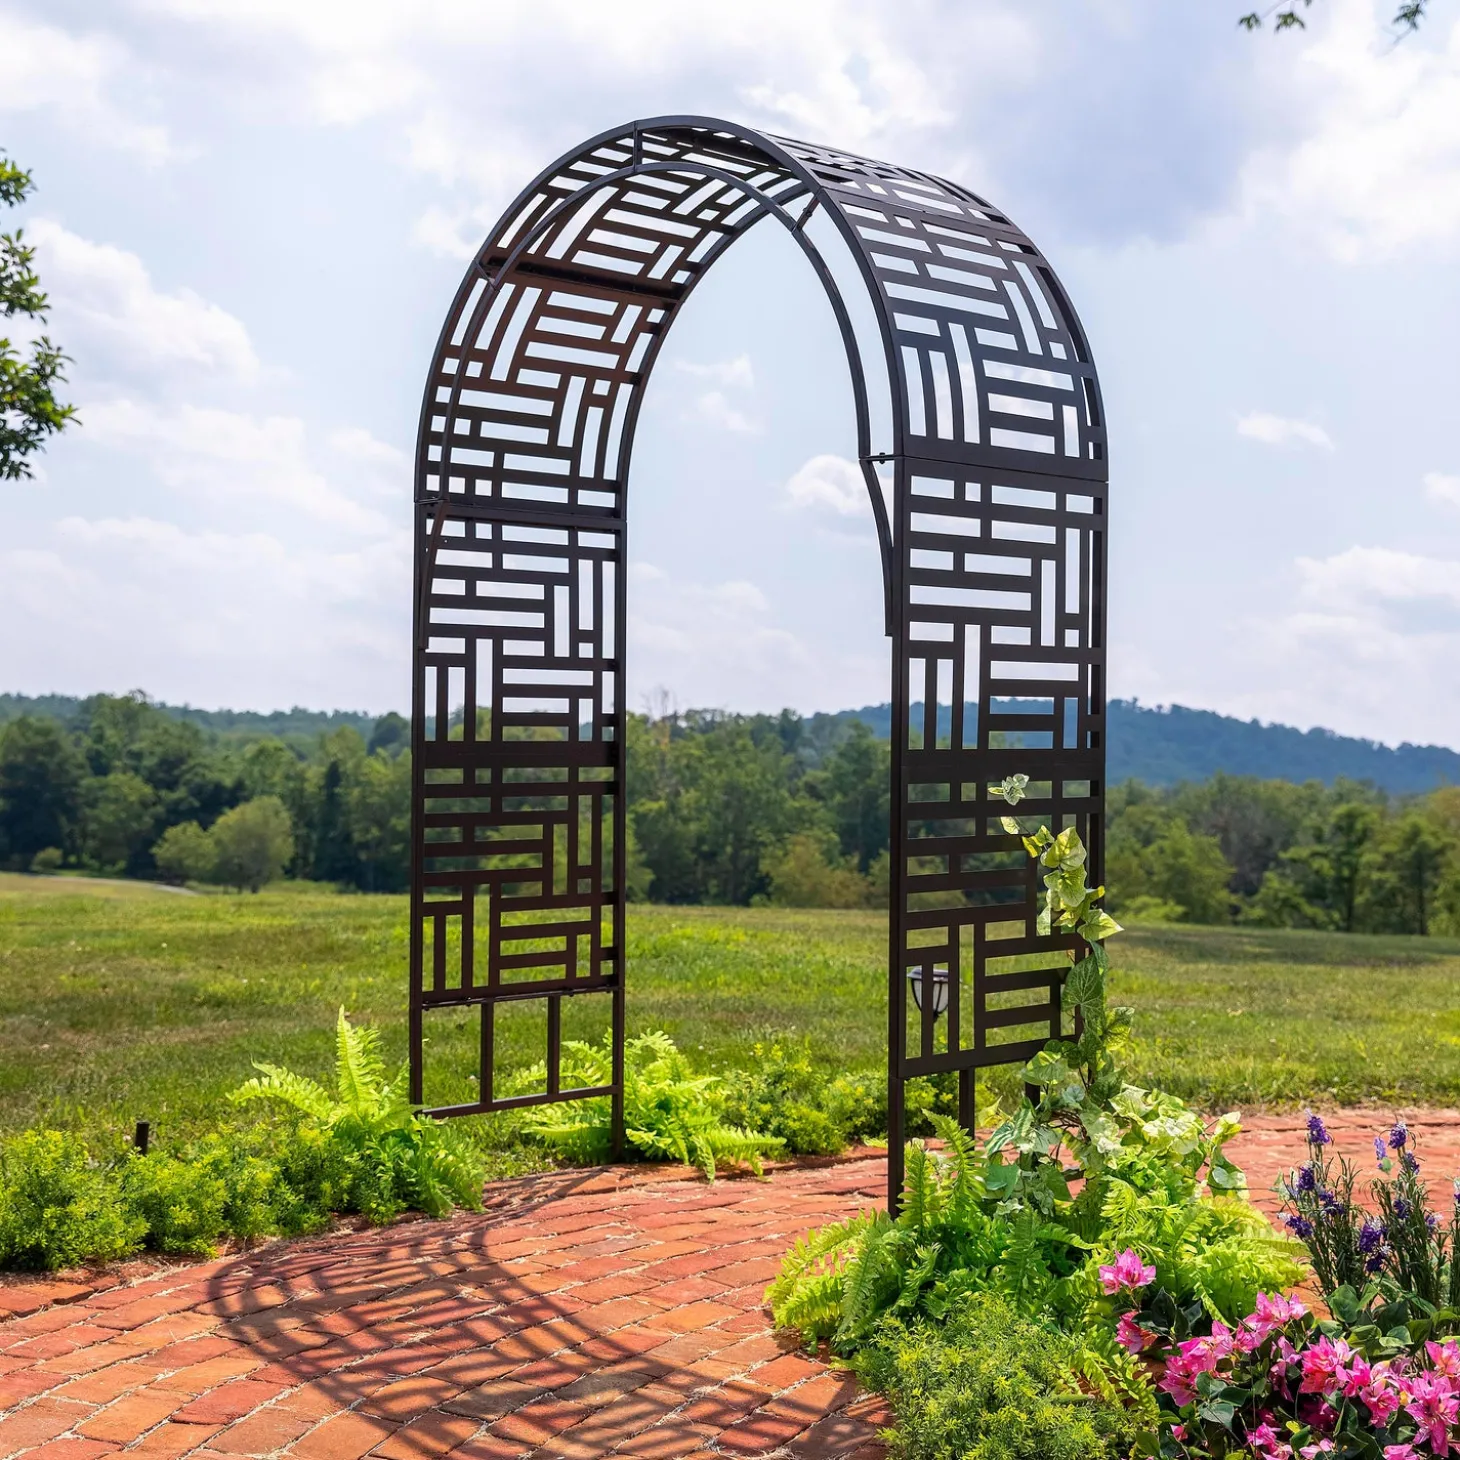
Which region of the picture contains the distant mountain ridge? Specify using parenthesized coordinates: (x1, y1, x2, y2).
(2, 692, 1454, 794)
(820, 699, 1460, 794)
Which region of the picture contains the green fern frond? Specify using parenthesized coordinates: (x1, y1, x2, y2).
(900, 1142, 942, 1235)
(228, 1062, 336, 1121)
(927, 1112, 984, 1217)
(996, 1208, 1051, 1311)
(1066, 1325, 1159, 1420)
(334, 1007, 386, 1116)
(836, 1210, 896, 1346)
(767, 1213, 877, 1343)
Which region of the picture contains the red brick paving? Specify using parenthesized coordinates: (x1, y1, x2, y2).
(2, 1110, 1457, 1458)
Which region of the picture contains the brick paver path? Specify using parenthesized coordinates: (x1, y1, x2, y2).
(2, 1109, 1458, 1460)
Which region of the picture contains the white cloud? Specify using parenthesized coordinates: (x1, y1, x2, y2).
(83, 401, 394, 535)
(1236, 0, 1460, 258)
(1236, 411, 1335, 450)
(410, 205, 482, 261)
(126, 0, 988, 221)
(674, 355, 756, 390)
(28, 220, 259, 384)
(626, 557, 887, 712)
(670, 356, 758, 433)
(0, 516, 408, 710)
(684, 390, 758, 434)
(0, 16, 176, 164)
(784, 454, 870, 516)
(1296, 544, 1460, 610)
(1424, 471, 1460, 507)
(1226, 543, 1460, 745)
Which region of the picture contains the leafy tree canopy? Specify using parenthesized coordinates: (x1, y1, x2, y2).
(1238, 0, 1427, 31)
(0, 154, 74, 480)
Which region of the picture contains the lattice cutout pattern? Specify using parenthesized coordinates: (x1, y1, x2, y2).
(411, 118, 1108, 1191)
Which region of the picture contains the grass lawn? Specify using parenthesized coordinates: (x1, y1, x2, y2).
(1, 873, 1458, 1148)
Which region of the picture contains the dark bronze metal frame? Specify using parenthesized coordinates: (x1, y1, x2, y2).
(410, 116, 1107, 1210)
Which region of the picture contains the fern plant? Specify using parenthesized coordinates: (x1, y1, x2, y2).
(768, 1113, 1022, 1352)
(230, 1008, 483, 1221)
(518, 1031, 782, 1180)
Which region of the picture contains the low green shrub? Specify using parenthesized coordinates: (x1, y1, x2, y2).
(0, 1130, 144, 1270)
(0, 1010, 487, 1272)
(859, 1294, 1147, 1460)
(721, 1040, 882, 1156)
(117, 1135, 317, 1256)
(119, 1147, 230, 1256)
(519, 1031, 783, 1179)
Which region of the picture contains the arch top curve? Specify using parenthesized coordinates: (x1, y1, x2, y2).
(409, 118, 1110, 1213)
(415, 114, 1105, 527)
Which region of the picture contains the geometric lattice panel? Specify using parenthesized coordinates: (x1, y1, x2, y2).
(410, 115, 1108, 1205)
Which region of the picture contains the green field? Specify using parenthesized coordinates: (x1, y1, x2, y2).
(1, 874, 1458, 1149)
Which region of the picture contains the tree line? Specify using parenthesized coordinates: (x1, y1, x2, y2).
(0, 694, 410, 891)
(1106, 776, 1460, 937)
(1, 694, 1457, 934)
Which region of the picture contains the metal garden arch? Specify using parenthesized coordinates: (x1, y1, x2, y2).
(409, 116, 1108, 1209)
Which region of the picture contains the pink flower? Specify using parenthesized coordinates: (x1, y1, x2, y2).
(1298, 1336, 1353, 1396)
(1341, 1355, 1372, 1397)
(1405, 1371, 1460, 1456)
(1383, 1447, 1420, 1460)
(1246, 1420, 1292, 1458)
(1098, 1248, 1156, 1295)
(1204, 1321, 1235, 1362)
(1115, 1312, 1155, 1354)
(1171, 1424, 1187, 1441)
(1159, 1347, 1211, 1407)
(1158, 1358, 1200, 1407)
(1245, 1291, 1308, 1342)
(1271, 1337, 1300, 1399)
(1299, 1443, 1335, 1457)
(1430, 1342, 1460, 1380)
(1363, 1365, 1402, 1425)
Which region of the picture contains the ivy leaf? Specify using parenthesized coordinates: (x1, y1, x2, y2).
(993, 773, 1029, 806)
(1023, 1049, 1070, 1087)
(983, 1159, 1018, 1194)
(1079, 909, 1123, 944)
(1081, 1108, 1124, 1156)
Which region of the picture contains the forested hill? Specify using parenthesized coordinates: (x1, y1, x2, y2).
(4, 691, 1456, 793)
(0, 694, 378, 749)
(822, 700, 1460, 794)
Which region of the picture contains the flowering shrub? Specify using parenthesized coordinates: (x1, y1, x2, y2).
(1280, 1117, 1460, 1314)
(1115, 1265, 1460, 1458)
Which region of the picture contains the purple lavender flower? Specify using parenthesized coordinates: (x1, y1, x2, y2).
(1296, 1163, 1316, 1194)
(1389, 1122, 1408, 1151)
(1395, 1197, 1411, 1221)
(1365, 1252, 1386, 1274)
(1376, 1136, 1388, 1165)
(1358, 1219, 1385, 1254)
(1427, 1213, 1439, 1231)
(1319, 1190, 1345, 1216)
(1403, 1152, 1420, 1175)
(1285, 1214, 1314, 1239)
(1307, 1114, 1332, 1146)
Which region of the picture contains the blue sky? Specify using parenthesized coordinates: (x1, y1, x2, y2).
(2, 0, 1458, 747)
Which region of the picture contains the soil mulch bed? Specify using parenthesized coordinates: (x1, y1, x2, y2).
(1, 1110, 1455, 1460)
